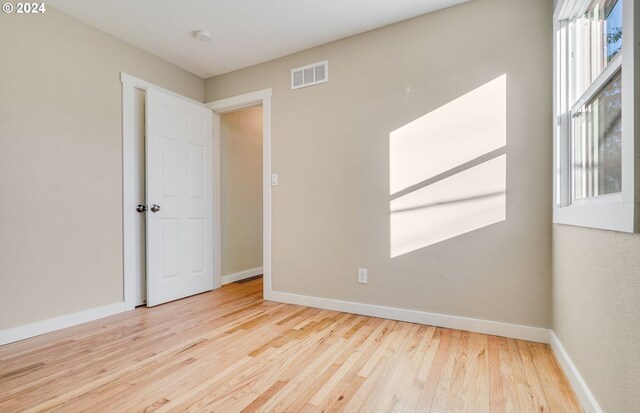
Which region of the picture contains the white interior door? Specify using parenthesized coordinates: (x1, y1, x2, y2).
(145, 87, 214, 306)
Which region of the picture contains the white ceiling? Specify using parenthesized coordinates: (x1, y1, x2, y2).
(47, 0, 468, 79)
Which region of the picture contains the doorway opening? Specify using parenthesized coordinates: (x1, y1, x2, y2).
(122, 74, 273, 310)
(219, 106, 264, 285)
(207, 88, 273, 300)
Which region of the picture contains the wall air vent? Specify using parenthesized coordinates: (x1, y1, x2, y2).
(291, 60, 328, 90)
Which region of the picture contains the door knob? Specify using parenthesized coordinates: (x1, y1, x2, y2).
(150, 204, 161, 213)
(136, 204, 147, 213)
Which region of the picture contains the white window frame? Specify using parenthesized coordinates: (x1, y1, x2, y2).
(553, 0, 639, 232)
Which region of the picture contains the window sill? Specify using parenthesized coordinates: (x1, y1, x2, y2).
(553, 201, 636, 232)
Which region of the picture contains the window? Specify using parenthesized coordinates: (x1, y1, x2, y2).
(571, 70, 621, 200)
(553, 0, 637, 232)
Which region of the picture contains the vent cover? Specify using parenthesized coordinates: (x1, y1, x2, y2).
(291, 60, 328, 90)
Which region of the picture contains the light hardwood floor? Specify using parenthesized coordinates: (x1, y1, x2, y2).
(0, 278, 582, 413)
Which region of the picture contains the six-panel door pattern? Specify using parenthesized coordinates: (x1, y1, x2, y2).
(145, 88, 214, 306)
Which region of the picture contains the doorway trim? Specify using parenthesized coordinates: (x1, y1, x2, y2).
(205, 88, 273, 299)
(121, 73, 212, 311)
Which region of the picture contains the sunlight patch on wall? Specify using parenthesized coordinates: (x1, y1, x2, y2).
(390, 75, 507, 257)
(390, 75, 507, 194)
(391, 155, 506, 257)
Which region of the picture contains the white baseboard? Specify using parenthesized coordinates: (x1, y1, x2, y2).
(222, 267, 263, 285)
(0, 302, 126, 346)
(266, 290, 550, 343)
(549, 331, 603, 413)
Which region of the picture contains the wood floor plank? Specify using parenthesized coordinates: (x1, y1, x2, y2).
(0, 279, 583, 413)
(466, 332, 490, 413)
(392, 326, 436, 411)
(529, 342, 583, 413)
(430, 329, 463, 413)
(315, 320, 396, 413)
(487, 335, 506, 413)
(516, 340, 551, 413)
(498, 337, 534, 413)
(414, 328, 453, 411)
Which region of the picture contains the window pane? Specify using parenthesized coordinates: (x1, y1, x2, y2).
(606, 0, 622, 62)
(571, 70, 622, 200)
(571, 0, 622, 100)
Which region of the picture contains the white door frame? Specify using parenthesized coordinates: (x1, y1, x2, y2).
(205, 89, 273, 300)
(121, 72, 216, 310)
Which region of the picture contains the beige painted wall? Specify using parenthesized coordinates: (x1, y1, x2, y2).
(206, 0, 554, 327)
(0, 7, 203, 329)
(553, 226, 640, 413)
(220, 107, 263, 276)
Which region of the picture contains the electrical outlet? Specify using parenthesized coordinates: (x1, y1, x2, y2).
(357, 268, 368, 284)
